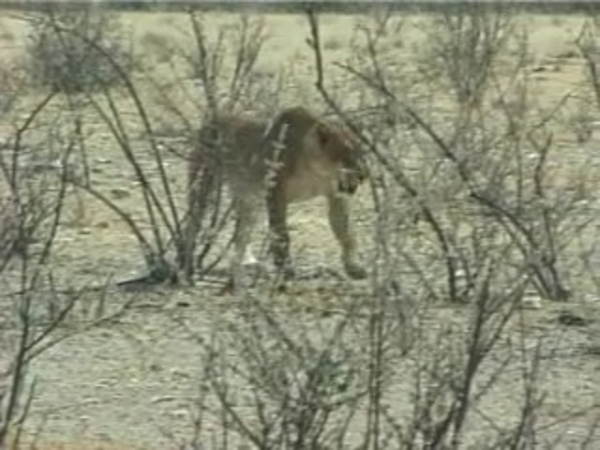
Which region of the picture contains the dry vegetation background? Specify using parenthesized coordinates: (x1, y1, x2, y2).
(0, 4, 599, 450)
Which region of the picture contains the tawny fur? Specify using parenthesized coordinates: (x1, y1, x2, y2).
(182, 106, 368, 283)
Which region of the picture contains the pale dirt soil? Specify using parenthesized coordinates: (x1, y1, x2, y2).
(0, 10, 599, 449)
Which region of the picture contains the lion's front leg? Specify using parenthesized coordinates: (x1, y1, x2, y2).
(327, 193, 367, 280)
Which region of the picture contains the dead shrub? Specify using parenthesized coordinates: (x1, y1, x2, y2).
(24, 7, 133, 94)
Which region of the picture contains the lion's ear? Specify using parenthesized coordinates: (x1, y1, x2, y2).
(315, 122, 331, 146)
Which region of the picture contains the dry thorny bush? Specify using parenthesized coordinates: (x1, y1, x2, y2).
(23, 7, 281, 289)
(169, 7, 600, 449)
(0, 4, 599, 449)
(0, 10, 134, 446)
(24, 6, 134, 94)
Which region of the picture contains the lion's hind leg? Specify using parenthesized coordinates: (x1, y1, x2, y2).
(228, 196, 261, 289)
(266, 185, 297, 281)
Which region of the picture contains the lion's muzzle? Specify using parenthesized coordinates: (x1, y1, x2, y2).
(337, 170, 363, 195)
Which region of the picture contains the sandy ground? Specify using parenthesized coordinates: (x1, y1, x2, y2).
(0, 9, 599, 449)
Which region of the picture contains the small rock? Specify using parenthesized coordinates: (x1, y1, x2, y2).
(30, 160, 63, 174)
(151, 395, 176, 404)
(521, 295, 543, 310)
(169, 368, 191, 379)
(170, 408, 189, 419)
(557, 311, 589, 327)
(584, 345, 600, 356)
(110, 187, 131, 200)
(148, 362, 162, 372)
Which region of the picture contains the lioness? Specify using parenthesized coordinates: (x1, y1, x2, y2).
(182, 106, 368, 283)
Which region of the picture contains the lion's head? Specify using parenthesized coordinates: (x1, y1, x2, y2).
(313, 120, 368, 195)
